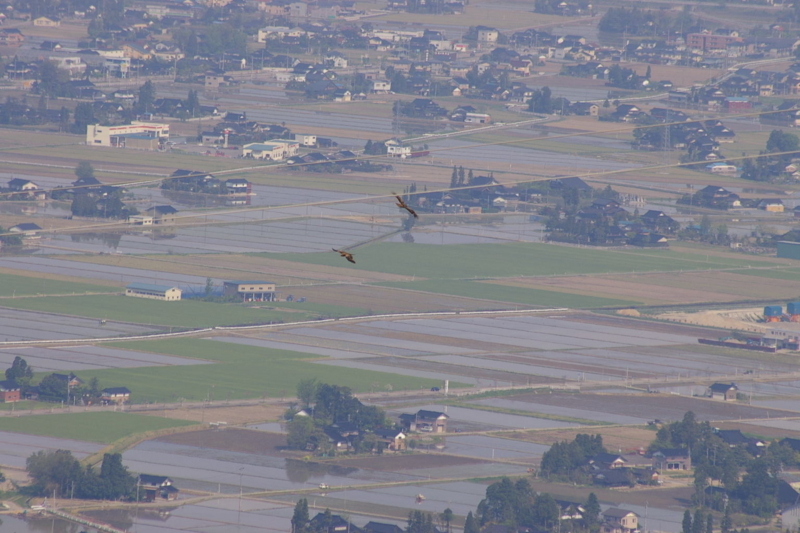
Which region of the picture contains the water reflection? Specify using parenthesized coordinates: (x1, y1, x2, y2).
(285, 458, 357, 484)
(0, 515, 95, 533)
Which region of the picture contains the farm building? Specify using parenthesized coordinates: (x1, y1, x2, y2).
(651, 448, 692, 470)
(101, 387, 131, 405)
(778, 241, 800, 260)
(0, 380, 20, 402)
(145, 205, 178, 224)
(125, 283, 182, 301)
(137, 474, 179, 501)
(399, 409, 449, 433)
(708, 382, 738, 401)
(223, 280, 276, 302)
(9, 223, 42, 237)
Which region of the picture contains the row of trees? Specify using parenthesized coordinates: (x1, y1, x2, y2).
(25, 450, 135, 500)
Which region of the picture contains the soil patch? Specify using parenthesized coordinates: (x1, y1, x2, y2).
(503, 392, 795, 422)
(141, 404, 285, 425)
(507, 426, 656, 453)
(561, 313, 720, 339)
(156, 428, 288, 455)
(334, 453, 488, 472)
(712, 421, 800, 440)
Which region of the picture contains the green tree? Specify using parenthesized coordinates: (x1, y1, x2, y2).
(72, 102, 96, 133)
(693, 509, 705, 533)
(185, 89, 200, 116)
(137, 81, 156, 113)
(204, 277, 214, 298)
(296, 378, 318, 409)
(700, 215, 712, 237)
(584, 493, 601, 533)
(71, 194, 98, 217)
(766, 129, 800, 156)
(37, 60, 70, 97)
(440, 508, 454, 533)
(528, 87, 553, 113)
(291, 498, 309, 533)
(286, 416, 317, 450)
(464, 511, 479, 533)
(706, 512, 713, 533)
(26, 449, 82, 496)
(99, 453, 135, 500)
(75, 161, 95, 181)
(38, 373, 68, 402)
(532, 493, 560, 530)
(5, 355, 33, 387)
(450, 166, 458, 189)
(683, 510, 693, 533)
(721, 505, 732, 533)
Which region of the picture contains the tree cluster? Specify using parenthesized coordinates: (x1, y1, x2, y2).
(25, 451, 135, 500)
(475, 477, 600, 533)
(539, 434, 606, 481)
(651, 411, 800, 518)
(5, 355, 33, 391)
(286, 379, 387, 453)
(740, 130, 800, 183)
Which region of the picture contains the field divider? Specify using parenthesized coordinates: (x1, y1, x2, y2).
(0, 308, 568, 347)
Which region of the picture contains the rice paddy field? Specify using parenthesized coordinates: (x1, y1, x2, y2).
(0, 38, 799, 533)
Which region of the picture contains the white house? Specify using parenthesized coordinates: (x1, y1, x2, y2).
(292, 133, 317, 147)
(477, 27, 500, 43)
(372, 79, 392, 93)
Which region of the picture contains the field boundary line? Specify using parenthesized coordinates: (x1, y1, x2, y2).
(0, 307, 568, 347)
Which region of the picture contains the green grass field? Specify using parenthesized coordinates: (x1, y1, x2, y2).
(0, 412, 195, 443)
(69, 338, 462, 403)
(0, 273, 114, 297)
(258, 242, 780, 280)
(731, 267, 800, 282)
(0, 295, 366, 328)
(377, 280, 640, 308)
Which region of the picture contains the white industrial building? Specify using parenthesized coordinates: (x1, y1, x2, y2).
(86, 121, 170, 148)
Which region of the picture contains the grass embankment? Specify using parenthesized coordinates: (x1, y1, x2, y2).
(66, 338, 465, 404)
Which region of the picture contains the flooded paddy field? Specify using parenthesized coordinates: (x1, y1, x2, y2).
(210, 313, 794, 391)
(124, 429, 528, 496)
(0, 345, 208, 372)
(41, 217, 391, 255)
(0, 430, 102, 468)
(475, 392, 797, 426)
(85, 500, 410, 533)
(0, 255, 220, 289)
(0, 308, 157, 341)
